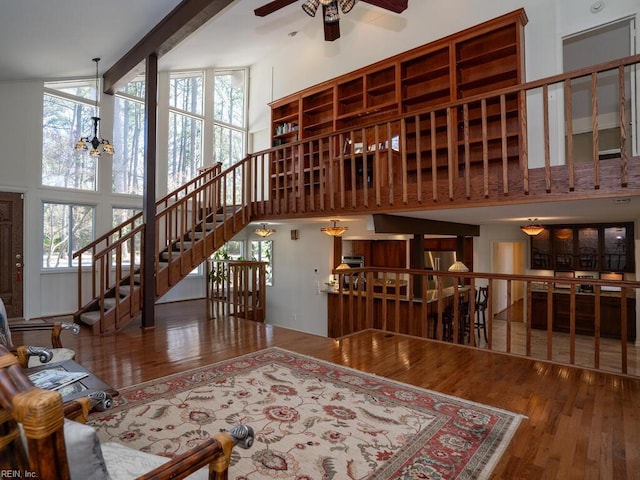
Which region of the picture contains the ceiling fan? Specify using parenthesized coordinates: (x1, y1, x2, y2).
(254, 0, 409, 42)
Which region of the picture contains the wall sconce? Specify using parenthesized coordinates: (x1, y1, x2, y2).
(521, 219, 544, 236)
(254, 224, 275, 237)
(321, 220, 348, 237)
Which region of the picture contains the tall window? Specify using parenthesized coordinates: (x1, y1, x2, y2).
(42, 202, 95, 268)
(168, 72, 204, 191)
(213, 70, 246, 168)
(250, 240, 273, 286)
(113, 80, 146, 195)
(42, 81, 98, 190)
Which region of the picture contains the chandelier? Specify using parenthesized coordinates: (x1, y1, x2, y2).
(254, 224, 275, 237)
(74, 58, 114, 157)
(520, 219, 544, 236)
(321, 220, 348, 237)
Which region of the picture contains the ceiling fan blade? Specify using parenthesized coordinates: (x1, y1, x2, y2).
(360, 0, 408, 14)
(324, 20, 341, 41)
(254, 0, 298, 17)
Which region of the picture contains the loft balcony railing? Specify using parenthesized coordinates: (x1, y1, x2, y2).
(248, 53, 640, 219)
(329, 268, 640, 377)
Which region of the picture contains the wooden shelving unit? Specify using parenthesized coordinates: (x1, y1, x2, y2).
(400, 47, 451, 113)
(301, 87, 335, 138)
(270, 96, 300, 147)
(268, 8, 528, 192)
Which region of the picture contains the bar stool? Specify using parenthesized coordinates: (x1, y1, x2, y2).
(475, 287, 488, 342)
(442, 293, 471, 344)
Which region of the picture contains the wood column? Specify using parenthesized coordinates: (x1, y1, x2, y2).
(333, 236, 342, 269)
(411, 234, 425, 297)
(142, 53, 158, 330)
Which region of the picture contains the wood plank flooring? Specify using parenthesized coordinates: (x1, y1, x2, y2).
(14, 299, 640, 479)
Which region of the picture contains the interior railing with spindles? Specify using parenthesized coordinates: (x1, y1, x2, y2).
(329, 268, 640, 377)
(248, 53, 640, 218)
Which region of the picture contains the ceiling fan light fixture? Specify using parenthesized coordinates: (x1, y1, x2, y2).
(338, 0, 356, 13)
(302, 0, 320, 17)
(323, 1, 340, 23)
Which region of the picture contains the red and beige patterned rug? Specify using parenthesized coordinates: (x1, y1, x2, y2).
(89, 347, 524, 479)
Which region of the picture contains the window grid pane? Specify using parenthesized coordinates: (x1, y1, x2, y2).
(169, 73, 203, 115)
(168, 112, 203, 192)
(113, 96, 145, 195)
(250, 240, 273, 286)
(43, 203, 95, 269)
(42, 95, 97, 190)
(214, 71, 245, 128)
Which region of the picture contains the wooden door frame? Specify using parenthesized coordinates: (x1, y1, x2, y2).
(0, 192, 24, 318)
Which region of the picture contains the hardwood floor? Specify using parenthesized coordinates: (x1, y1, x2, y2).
(489, 299, 640, 376)
(14, 299, 640, 479)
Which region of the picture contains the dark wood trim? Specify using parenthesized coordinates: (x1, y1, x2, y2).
(372, 214, 479, 236)
(142, 54, 158, 329)
(103, 0, 234, 93)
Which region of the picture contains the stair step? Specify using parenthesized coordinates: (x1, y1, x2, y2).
(79, 311, 101, 326)
(119, 284, 136, 296)
(173, 240, 194, 250)
(103, 297, 117, 310)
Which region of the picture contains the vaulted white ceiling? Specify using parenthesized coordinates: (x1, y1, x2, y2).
(0, 0, 396, 81)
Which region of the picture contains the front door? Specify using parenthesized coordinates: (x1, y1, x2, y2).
(0, 192, 24, 318)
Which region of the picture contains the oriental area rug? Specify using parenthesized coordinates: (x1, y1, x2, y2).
(88, 347, 524, 479)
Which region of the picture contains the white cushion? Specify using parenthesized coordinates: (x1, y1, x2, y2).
(0, 298, 12, 347)
(63, 419, 111, 480)
(101, 442, 209, 480)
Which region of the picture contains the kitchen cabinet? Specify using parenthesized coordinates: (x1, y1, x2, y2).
(352, 240, 406, 268)
(529, 223, 635, 273)
(531, 290, 636, 341)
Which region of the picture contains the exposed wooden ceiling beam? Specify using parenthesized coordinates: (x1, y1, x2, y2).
(372, 214, 480, 237)
(103, 0, 234, 94)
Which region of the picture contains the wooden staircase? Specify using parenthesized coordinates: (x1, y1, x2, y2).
(73, 161, 255, 334)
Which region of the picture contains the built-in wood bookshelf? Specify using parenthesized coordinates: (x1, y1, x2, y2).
(269, 9, 528, 194)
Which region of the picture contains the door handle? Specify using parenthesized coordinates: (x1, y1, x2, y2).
(16, 262, 22, 282)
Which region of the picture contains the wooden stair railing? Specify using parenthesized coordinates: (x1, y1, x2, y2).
(206, 260, 269, 323)
(73, 161, 256, 334)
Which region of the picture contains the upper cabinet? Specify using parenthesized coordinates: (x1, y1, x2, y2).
(530, 223, 635, 273)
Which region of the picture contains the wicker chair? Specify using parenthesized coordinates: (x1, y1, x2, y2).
(0, 298, 78, 368)
(0, 345, 252, 480)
